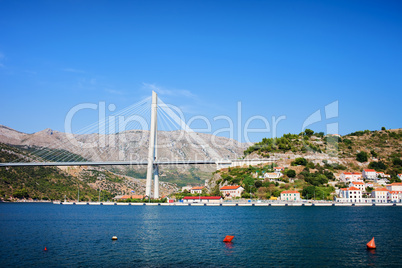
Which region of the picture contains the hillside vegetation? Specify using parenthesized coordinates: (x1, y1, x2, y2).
(0, 143, 112, 201)
(0, 143, 178, 201)
(211, 128, 402, 200)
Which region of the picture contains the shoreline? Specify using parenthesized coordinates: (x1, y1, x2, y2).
(51, 201, 402, 207)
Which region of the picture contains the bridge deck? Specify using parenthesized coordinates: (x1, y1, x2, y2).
(0, 160, 217, 167)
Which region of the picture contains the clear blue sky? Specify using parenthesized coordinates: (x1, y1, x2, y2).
(0, 0, 401, 142)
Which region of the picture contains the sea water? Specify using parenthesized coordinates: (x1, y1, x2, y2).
(0, 203, 401, 267)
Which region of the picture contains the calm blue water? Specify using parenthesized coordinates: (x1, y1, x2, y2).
(0, 204, 401, 267)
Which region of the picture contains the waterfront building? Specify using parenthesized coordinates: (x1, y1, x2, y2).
(182, 196, 223, 204)
(362, 169, 377, 180)
(280, 190, 300, 201)
(220, 185, 244, 198)
(386, 182, 402, 191)
(371, 188, 389, 203)
(388, 191, 402, 203)
(338, 187, 362, 203)
(340, 172, 363, 182)
(349, 181, 365, 191)
(190, 186, 205, 194)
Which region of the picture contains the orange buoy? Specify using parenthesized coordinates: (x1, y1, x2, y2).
(223, 235, 234, 242)
(366, 237, 376, 249)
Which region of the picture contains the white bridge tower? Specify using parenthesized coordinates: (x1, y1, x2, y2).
(145, 91, 159, 199)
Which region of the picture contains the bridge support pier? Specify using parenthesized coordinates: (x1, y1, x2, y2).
(146, 91, 158, 198)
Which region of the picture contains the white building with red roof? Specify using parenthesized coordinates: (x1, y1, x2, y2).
(340, 172, 363, 182)
(398, 174, 402, 180)
(280, 190, 300, 201)
(220, 185, 244, 198)
(376, 172, 390, 178)
(349, 181, 365, 191)
(371, 188, 389, 203)
(274, 167, 285, 173)
(362, 169, 377, 180)
(190, 186, 206, 194)
(182, 196, 223, 204)
(386, 182, 402, 192)
(388, 191, 402, 203)
(337, 187, 362, 203)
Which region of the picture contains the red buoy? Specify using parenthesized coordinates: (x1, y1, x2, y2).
(223, 235, 234, 242)
(366, 237, 376, 249)
(44, 247, 47, 251)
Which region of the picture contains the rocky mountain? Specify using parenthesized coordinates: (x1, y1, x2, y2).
(0, 142, 178, 201)
(0, 125, 248, 185)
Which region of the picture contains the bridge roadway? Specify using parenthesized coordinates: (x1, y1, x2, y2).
(0, 160, 217, 167)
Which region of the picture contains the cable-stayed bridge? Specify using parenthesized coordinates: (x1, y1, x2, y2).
(0, 91, 273, 198)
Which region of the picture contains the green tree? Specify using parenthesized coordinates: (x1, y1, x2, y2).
(13, 188, 29, 199)
(381, 127, 386, 130)
(370, 150, 378, 158)
(356, 152, 368, 162)
(305, 129, 314, 137)
(286, 169, 296, 178)
(368, 161, 387, 171)
(302, 186, 315, 199)
(292, 157, 308, 166)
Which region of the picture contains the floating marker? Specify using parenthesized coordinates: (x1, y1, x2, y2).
(112, 236, 118, 240)
(366, 237, 376, 249)
(44, 247, 47, 251)
(223, 235, 234, 242)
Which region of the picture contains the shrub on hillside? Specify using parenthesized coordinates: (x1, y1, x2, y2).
(356, 152, 368, 162)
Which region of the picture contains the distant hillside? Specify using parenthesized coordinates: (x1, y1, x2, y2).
(206, 127, 402, 200)
(244, 128, 402, 179)
(0, 124, 247, 185)
(0, 142, 178, 201)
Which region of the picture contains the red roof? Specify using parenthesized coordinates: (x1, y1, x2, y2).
(220, 185, 242, 190)
(191, 186, 205, 190)
(281, 190, 300, 194)
(352, 172, 362, 175)
(183, 196, 222, 200)
(389, 191, 402, 194)
(364, 169, 376, 172)
(343, 172, 352, 175)
(373, 188, 389, 192)
(390, 183, 402, 186)
(351, 182, 364, 185)
(348, 187, 361, 191)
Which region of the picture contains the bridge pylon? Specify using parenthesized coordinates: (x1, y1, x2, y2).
(145, 91, 159, 199)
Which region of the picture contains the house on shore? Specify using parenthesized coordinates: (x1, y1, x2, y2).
(220, 185, 244, 198)
(182, 196, 223, 204)
(337, 187, 362, 203)
(280, 190, 301, 201)
(190, 186, 206, 194)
